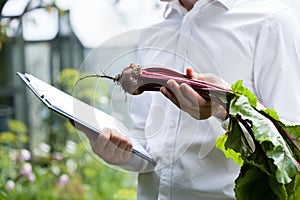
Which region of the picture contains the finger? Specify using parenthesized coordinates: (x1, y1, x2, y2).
(125, 142, 133, 152)
(160, 86, 180, 108)
(186, 67, 194, 78)
(167, 80, 194, 107)
(180, 83, 207, 106)
(163, 80, 202, 111)
(166, 80, 182, 101)
(121, 145, 132, 161)
(95, 132, 121, 162)
(116, 137, 132, 152)
(91, 128, 111, 155)
(117, 139, 127, 150)
(114, 139, 132, 158)
(186, 67, 204, 81)
(109, 129, 122, 147)
(105, 134, 132, 164)
(180, 84, 213, 119)
(106, 129, 133, 152)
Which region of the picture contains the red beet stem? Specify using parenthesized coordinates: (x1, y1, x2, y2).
(143, 67, 231, 92)
(125, 66, 233, 109)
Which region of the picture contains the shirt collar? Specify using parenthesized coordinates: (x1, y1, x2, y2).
(164, 0, 236, 17)
(217, 0, 235, 10)
(167, 0, 188, 16)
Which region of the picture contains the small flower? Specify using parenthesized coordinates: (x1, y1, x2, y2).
(27, 173, 36, 182)
(58, 174, 69, 187)
(33, 143, 51, 157)
(5, 180, 15, 191)
(51, 165, 61, 175)
(19, 149, 31, 161)
(20, 162, 36, 182)
(66, 159, 77, 174)
(66, 140, 77, 154)
(20, 162, 32, 177)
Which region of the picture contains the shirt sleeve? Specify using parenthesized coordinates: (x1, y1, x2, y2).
(253, 8, 300, 122)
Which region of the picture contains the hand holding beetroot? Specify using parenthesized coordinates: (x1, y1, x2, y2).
(160, 67, 230, 120)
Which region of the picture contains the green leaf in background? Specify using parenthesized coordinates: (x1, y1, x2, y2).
(7, 120, 27, 135)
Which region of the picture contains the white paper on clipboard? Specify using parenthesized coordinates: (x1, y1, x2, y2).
(17, 72, 156, 165)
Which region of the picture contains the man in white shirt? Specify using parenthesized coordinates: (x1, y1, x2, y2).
(79, 0, 300, 199)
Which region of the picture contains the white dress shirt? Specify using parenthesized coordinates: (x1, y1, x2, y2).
(120, 0, 300, 199)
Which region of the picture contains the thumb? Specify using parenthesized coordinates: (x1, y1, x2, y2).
(186, 67, 203, 80)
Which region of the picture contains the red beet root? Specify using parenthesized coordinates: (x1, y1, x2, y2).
(73, 63, 234, 108)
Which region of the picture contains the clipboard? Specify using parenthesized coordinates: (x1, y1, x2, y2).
(17, 72, 156, 165)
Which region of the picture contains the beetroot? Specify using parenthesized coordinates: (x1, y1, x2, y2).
(73, 63, 234, 109)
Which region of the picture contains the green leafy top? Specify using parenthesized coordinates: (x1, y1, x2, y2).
(216, 80, 300, 200)
(229, 95, 299, 184)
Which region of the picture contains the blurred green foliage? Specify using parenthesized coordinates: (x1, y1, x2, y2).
(0, 0, 9, 50)
(0, 119, 28, 148)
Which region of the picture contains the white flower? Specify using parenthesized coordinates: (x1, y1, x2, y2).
(58, 174, 69, 186)
(20, 162, 36, 182)
(66, 140, 77, 154)
(5, 180, 15, 191)
(39, 143, 51, 153)
(20, 162, 32, 177)
(66, 159, 77, 174)
(19, 149, 31, 161)
(51, 165, 61, 175)
(27, 173, 36, 182)
(33, 143, 51, 157)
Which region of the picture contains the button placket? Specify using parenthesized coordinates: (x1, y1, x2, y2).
(174, 20, 193, 71)
(157, 108, 181, 200)
(157, 4, 208, 198)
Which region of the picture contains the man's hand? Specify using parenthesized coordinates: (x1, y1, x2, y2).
(160, 67, 230, 120)
(71, 121, 132, 165)
(90, 128, 132, 165)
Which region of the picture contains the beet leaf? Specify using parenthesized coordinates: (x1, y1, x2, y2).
(216, 80, 300, 199)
